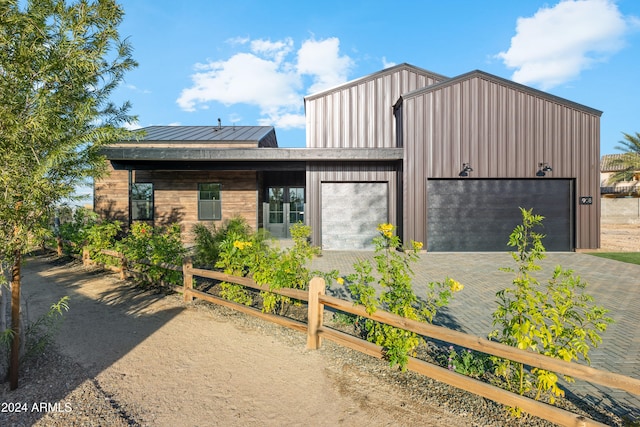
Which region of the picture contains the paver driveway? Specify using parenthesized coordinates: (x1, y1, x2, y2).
(311, 251, 640, 419)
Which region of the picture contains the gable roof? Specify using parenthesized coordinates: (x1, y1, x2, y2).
(304, 63, 449, 101)
(396, 70, 603, 116)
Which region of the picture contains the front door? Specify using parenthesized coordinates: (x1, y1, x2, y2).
(265, 187, 305, 238)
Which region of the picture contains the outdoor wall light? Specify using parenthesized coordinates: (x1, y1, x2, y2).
(459, 163, 473, 177)
(536, 162, 553, 177)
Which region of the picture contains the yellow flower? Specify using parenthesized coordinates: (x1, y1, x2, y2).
(412, 241, 424, 251)
(233, 240, 251, 250)
(377, 223, 394, 238)
(336, 277, 345, 285)
(448, 278, 464, 293)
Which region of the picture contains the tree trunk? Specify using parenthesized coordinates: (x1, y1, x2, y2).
(9, 250, 21, 390)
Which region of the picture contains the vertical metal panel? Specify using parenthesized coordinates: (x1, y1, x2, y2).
(306, 161, 399, 246)
(400, 73, 600, 250)
(305, 65, 446, 149)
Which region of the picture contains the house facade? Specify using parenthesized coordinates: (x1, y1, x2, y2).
(95, 63, 602, 251)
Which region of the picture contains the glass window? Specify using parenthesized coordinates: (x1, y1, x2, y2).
(199, 183, 221, 220)
(131, 183, 153, 220)
(268, 187, 284, 224)
(289, 187, 305, 224)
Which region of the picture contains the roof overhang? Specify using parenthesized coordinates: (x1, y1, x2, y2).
(101, 147, 404, 162)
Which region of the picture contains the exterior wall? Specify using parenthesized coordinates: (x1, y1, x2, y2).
(305, 65, 446, 148)
(398, 73, 601, 249)
(601, 198, 640, 224)
(306, 161, 400, 246)
(95, 163, 258, 243)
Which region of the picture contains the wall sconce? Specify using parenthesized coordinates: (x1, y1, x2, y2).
(459, 163, 473, 177)
(536, 162, 552, 177)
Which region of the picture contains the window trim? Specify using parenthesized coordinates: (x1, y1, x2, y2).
(198, 183, 222, 221)
(131, 182, 154, 221)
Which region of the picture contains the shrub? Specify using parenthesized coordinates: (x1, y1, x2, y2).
(489, 208, 613, 414)
(192, 216, 256, 268)
(84, 219, 122, 266)
(118, 222, 186, 287)
(345, 223, 462, 370)
(56, 207, 97, 254)
(252, 223, 320, 314)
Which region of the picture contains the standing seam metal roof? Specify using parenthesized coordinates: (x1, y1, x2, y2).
(134, 125, 276, 142)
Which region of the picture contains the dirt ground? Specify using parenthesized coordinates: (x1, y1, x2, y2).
(6, 255, 475, 427)
(1, 222, 636, 426)
(600, 222, 640, 252)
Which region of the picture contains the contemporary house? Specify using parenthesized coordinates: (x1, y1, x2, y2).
(95, 63, 602, 251)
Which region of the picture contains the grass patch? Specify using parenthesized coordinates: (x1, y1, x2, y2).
(588, 252, 640, 265)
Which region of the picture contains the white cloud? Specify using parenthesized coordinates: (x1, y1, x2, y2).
(382, 57, 397, 69)
(296, 37, 354, 94)
(497, 0, 633, 89)
(177, 36, 354, 129)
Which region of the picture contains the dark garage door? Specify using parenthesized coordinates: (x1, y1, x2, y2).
(427, 179, 573, 252)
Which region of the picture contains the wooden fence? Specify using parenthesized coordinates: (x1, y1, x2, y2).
(58, 240, 640, 427)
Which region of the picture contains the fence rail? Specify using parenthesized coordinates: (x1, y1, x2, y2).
(54, 241, 639, 427)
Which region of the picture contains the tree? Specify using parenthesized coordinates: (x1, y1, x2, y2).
(607, 132, 640, 184)
(0, 0, 137, 389)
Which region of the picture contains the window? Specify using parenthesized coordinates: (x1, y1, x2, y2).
(198, 183, 221, 220)
(131, 183, 153, 220)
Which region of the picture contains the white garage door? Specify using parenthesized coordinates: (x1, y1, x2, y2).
(321, 182, 388, 250)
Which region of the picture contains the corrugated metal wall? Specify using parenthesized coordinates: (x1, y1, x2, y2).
(306, 162, 400, 246)
(305, 64, 446, 148)
(399, 72, 601, 249)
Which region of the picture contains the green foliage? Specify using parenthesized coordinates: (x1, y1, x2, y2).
(118, 222, 187, 287)
(253, 223, 320, 315)
(446, 346, 490, 379)
(588, 252, 640, 265)
(192, 216, 256, 268)
(212, 222, 322, 314)
(0, 0, 137, 263)
(489, 208, 613, 413)
(84, 219, 122, 266)
(23, 296, 70, 360)
(56, 207, 98, 254)
(215, 226, 267, 306)
(346, 223, 462, 370)
(608, 131, 640, 184)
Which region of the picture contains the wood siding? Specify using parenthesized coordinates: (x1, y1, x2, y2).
(398, 73, 601, 249)
(306, 162, 400, 246)
(305, 65, 446, 148)
(95, 164, 258, 243)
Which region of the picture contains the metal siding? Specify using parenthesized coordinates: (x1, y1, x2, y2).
(306, 162, 399, 246)
(306, 65, 446, 149)
(401, 74, 600, 249)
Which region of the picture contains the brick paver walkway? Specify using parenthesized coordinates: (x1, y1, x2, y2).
(310, 251, 640, 420)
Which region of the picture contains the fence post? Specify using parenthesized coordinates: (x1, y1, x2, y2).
(183, 257, 194, 302)
(119, 254, 127, 280)
(307, 276, 326, 350)
(56, 237, 63, 256)
(82, 247, 90, 266)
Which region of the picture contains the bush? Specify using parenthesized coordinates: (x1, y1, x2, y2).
(345, 223, 463, 370)
(118, 222, 187, 287)
(55, 207, 97, 255)
(84, 219, 122, 266)
(489, 208, 613, 414)
(192, 216, 256, 269)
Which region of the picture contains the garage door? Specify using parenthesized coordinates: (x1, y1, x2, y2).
(427, 179, 573, 252)
(321, 182, 388, 250)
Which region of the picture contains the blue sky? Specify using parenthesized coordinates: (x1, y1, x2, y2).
(112, 0, 640, 155)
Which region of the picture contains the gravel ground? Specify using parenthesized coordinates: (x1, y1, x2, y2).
(0, 298, 624, 427)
